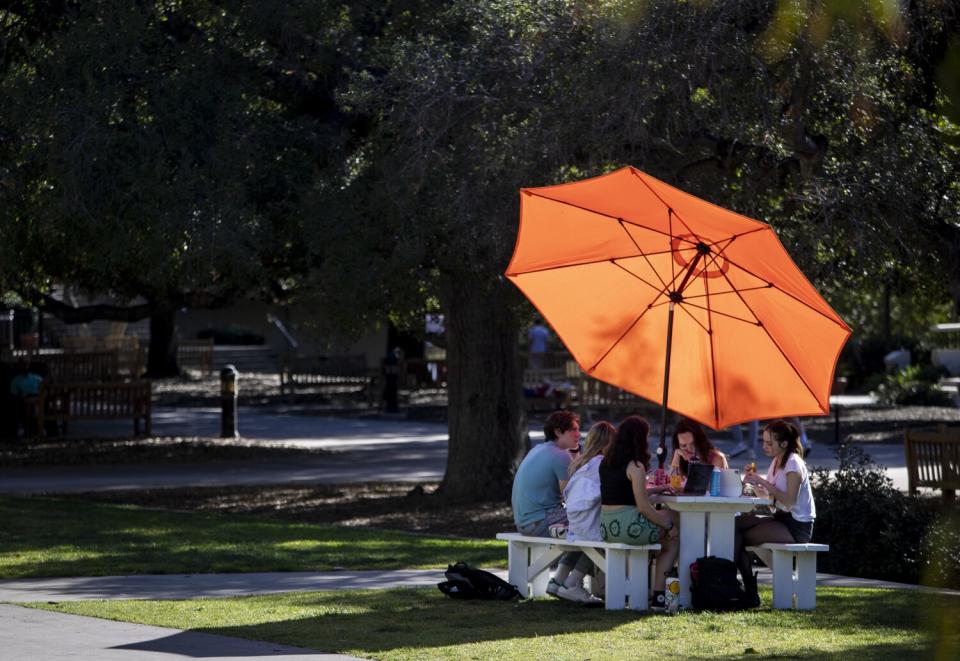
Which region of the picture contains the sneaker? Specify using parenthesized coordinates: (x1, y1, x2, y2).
(546, 579, 563, 598)
(650, 593, 669, 613)
(729, 441, 748, 458)
(803, 444, 813, 459)
(556, 584, 603, 605)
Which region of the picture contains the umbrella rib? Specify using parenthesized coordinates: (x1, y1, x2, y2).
(628, 169, 699, 240)
(681, 301, 760, 326)
(679, 284, 774, 300)
(587, 304, 658, 373)
(710, 258, 829, 411)
(711, 228, 848, 330)
(522, 190, 702, 245)
(611, 261, 671, 300)
(675, 301, 711, 334)
(507, 250, 669, 277)
(618, 219, 670, 292)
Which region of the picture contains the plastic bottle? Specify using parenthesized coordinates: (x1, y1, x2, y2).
(709, 466, 721, 497)
(669, 465, 683, 491)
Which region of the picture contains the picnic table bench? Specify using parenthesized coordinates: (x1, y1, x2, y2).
(746, 543, 830, 610)
(496, 532, 660, 610)
(904, 425, 959, 503)
(37, 380, 152, 437)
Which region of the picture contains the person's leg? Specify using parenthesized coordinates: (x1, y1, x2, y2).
(790, 417, 811, 454)
(734, 513, 780, 606)
(562, 552, 595, 589)
(729, 424, 746, 457)
(741, 519, 795, 603)
(653, 530, 678, 593)
(747, 420, 759, 459)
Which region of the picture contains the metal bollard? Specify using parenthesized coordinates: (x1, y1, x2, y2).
(220, 365, 239, 439)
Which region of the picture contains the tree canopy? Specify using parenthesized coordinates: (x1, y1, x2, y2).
(2, 0, 959, 496)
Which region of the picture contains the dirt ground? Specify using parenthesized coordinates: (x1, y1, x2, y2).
(71, 482, 514, 539)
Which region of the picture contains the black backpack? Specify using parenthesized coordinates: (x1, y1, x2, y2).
(437, 562, 524, 601)
(689, 556, 748, 611)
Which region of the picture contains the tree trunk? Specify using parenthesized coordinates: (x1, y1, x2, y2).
(438, 278, 526, 502)
(147, 307, 180, 377)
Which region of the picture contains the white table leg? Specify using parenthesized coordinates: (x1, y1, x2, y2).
(706, 511, 737, 560)
(676, 510, 706, 609)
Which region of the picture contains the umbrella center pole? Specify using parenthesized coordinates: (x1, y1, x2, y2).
(657, 246, 707, 468)
(658, 300, 676, 468)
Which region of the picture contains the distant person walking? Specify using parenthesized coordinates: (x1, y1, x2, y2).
(527, 317, 550, 369)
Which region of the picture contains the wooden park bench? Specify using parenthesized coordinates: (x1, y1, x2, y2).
(178, 338, 215, 374)
(746, 542, 830, 610)
(280, 354, 378, 406)
(904, 426, 960, 503)
(522, 367, 575, 413)
(496, 532, 660, 611)
(576, 375, 659, 423)
(37, 380, 152, 437)
(38, 350, 121, 383)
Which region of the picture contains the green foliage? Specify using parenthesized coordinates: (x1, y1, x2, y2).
(811, 445, 959, 587)
(874, 364, 954, 406)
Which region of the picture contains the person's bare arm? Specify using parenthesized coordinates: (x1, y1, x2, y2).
(628, 461, 673, 529)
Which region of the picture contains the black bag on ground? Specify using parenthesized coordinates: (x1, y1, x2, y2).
(689, 555, 748, 611)
(437, 562, 524, 601)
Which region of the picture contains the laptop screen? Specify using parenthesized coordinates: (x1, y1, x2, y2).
(683, 462, 713, 495)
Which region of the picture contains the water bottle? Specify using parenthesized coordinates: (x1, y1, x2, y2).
(710, 466, 721, 497)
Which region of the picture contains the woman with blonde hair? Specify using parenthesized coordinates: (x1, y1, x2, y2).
(564, 421, 615, 542)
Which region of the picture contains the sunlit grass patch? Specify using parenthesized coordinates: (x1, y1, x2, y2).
(0, 495, 504, 578)
(26, 586, 960, 661)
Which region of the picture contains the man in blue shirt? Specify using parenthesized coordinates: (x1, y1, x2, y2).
(512, 410, 597, 603)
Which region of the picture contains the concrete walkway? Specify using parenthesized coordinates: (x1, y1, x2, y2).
(0, 604, 359, 661)
(0, 405, 919, 494)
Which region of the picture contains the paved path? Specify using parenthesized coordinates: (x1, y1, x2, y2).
(0, 604, 359, 661)
(0, 405, 918, 494)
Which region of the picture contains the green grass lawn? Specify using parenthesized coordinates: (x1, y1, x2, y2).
(25, 586, 960, 660)
(0, 495, 504, 578)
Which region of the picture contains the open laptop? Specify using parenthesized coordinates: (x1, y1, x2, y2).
(682, 462, 713, 495)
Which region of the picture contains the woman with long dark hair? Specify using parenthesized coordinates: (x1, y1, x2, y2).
(599, 415, 679, 610)
(735, 419, 817, 606)
(670, 417, 728, 475)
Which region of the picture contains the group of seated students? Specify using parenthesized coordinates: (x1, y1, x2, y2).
(510, 410, 816, 610)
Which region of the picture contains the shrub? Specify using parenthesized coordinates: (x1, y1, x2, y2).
(810, 445, 955, 587)
(873, 364, 953, 406)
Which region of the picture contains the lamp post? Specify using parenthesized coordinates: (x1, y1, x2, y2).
(220, 365, 239, 439)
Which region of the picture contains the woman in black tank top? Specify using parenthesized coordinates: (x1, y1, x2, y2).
(599, 416, 679, 609)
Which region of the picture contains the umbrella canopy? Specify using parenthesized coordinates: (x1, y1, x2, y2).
(506, 166, 851, 441)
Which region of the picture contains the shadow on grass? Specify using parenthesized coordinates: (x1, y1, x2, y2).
(0, 496, 503, 578)
(183, 588, 958, 658)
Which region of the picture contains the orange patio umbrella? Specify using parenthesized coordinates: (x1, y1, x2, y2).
(505, 167, 851, 467)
